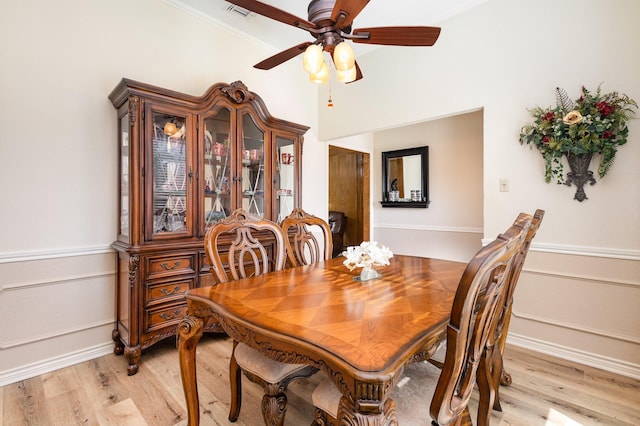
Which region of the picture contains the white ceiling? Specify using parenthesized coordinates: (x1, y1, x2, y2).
(174, 0, 488, 57)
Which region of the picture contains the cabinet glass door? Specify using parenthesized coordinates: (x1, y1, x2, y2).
(241, 114, 265, 218)
(203, 108, 232, 227)
(150, 111, 190, 236)
(119, 112, 130, 241)
(275, 136, 296, 223)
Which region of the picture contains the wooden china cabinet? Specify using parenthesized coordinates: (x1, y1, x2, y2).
(109, 79, 308, 375)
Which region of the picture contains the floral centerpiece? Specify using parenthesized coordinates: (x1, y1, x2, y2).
(519, 85, 637, 192)
(342, 241, 393, 281)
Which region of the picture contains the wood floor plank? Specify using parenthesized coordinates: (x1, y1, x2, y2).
(2, 338, 640, 425)
(3, 377, 50, 425)
(103, 397, 148, 425)
(502, 349, 640, 424)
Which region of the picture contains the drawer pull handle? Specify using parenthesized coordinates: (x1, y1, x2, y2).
(160, 309, 182, 320)
(160, 261, 180, 270)
(160, 286, 182, 296)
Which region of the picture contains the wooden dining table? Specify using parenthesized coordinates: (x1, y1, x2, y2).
(178, 254, 467, 425)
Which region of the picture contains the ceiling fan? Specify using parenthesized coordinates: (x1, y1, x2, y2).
(226, 0, 441, 83)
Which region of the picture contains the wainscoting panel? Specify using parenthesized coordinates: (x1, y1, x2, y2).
(508, 249, 640, 379)
(0, 249, 116, 386)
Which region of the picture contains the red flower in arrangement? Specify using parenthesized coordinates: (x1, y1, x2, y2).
(542, 111, 555, 122)
(520, 85, 637, 183)
(596, 101, 614, 116)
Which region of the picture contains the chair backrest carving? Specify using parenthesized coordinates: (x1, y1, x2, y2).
(204, 209, 286, 283)
(281, 208, 333, 267)
(494, 209, 545, 354)
(430, 215, 531, 425)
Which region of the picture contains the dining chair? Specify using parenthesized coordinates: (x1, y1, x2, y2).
(280, 208, 333, 267)
(328, 210, 347, 258)
(487, 209, 545, 411)
(311, 215, 531, 426)
(203, 208, 317, 426)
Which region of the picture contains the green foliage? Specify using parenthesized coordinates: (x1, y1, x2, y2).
(519, 85, 637, 183)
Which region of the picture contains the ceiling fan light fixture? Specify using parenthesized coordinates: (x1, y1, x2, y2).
(309, 62, 329, 84)
(336, 66, 356, 83)
(333, 41, 355, 71)
(303, 44, 324, 74)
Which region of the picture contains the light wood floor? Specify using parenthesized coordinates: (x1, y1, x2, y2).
(2, 334, 639, 425)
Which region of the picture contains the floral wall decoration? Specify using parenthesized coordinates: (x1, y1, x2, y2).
(519, 85, 637, 201)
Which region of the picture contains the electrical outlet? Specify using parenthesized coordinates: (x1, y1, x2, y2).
(499, 179, 509, 192)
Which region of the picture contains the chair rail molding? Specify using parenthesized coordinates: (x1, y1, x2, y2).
(0, 245, 114, 264)
(480, 240, 640, 261)
(376, 223, 483, 234)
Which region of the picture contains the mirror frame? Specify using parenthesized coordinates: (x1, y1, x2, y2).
(380, 146, 430, 208)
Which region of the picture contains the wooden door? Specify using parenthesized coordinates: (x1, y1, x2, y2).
(328, 146, 370, 247)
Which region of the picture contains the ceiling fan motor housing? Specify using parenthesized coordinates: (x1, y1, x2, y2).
(307, 0, 337, 26)
(307, 0, 349, 51)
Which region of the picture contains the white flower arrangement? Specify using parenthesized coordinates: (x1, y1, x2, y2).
(342, 241, 394, 271)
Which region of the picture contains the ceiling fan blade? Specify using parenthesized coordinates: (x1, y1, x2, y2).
(254, 42, 312, 70)
(351, 26, 441, 46)
(226, 0, 316, 29)
(347, 61, 363, 84)
(331, 0, 370, 28)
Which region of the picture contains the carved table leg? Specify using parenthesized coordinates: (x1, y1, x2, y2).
(337, 396, 398, 426)
(178, 315, 204, 426)
(261, 390, 288, 426)
(124, 345, 141, 376)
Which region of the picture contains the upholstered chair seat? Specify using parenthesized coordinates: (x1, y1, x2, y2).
(234, 343, 310, 383)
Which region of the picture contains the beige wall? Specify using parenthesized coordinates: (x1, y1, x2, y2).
(1, 0, 639, 385)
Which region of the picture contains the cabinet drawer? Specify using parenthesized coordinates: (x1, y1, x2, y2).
(199, 251, 211, 275)
(145, 303, 188, 332)
(146, 278, 193, 306)
(146, 254, 195, 280)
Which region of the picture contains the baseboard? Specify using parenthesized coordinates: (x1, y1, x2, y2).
(507, 333, 640, 380)
(0, 342, 113, 387)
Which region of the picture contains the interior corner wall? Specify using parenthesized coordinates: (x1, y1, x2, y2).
(0, 0, 319, 385)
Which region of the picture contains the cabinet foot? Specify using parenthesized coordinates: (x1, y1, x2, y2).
(124, 345, 142, 376)
(112, 329, 125, 355)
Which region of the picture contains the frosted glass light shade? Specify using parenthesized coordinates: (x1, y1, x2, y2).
(333, 42, 355, 71)
(303, 44, 324, 74)
(336, 66, 356, 83)
(309, 62, 329, 84)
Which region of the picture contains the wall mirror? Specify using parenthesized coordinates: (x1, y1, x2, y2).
(380, 146, 429, 208)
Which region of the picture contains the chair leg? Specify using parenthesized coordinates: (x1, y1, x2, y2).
(476, 346, 500, 426)
(228, 341, 242, 422)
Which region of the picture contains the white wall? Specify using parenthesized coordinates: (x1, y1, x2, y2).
(320, 0, 640, 377)
(0, 0, 320, 385)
